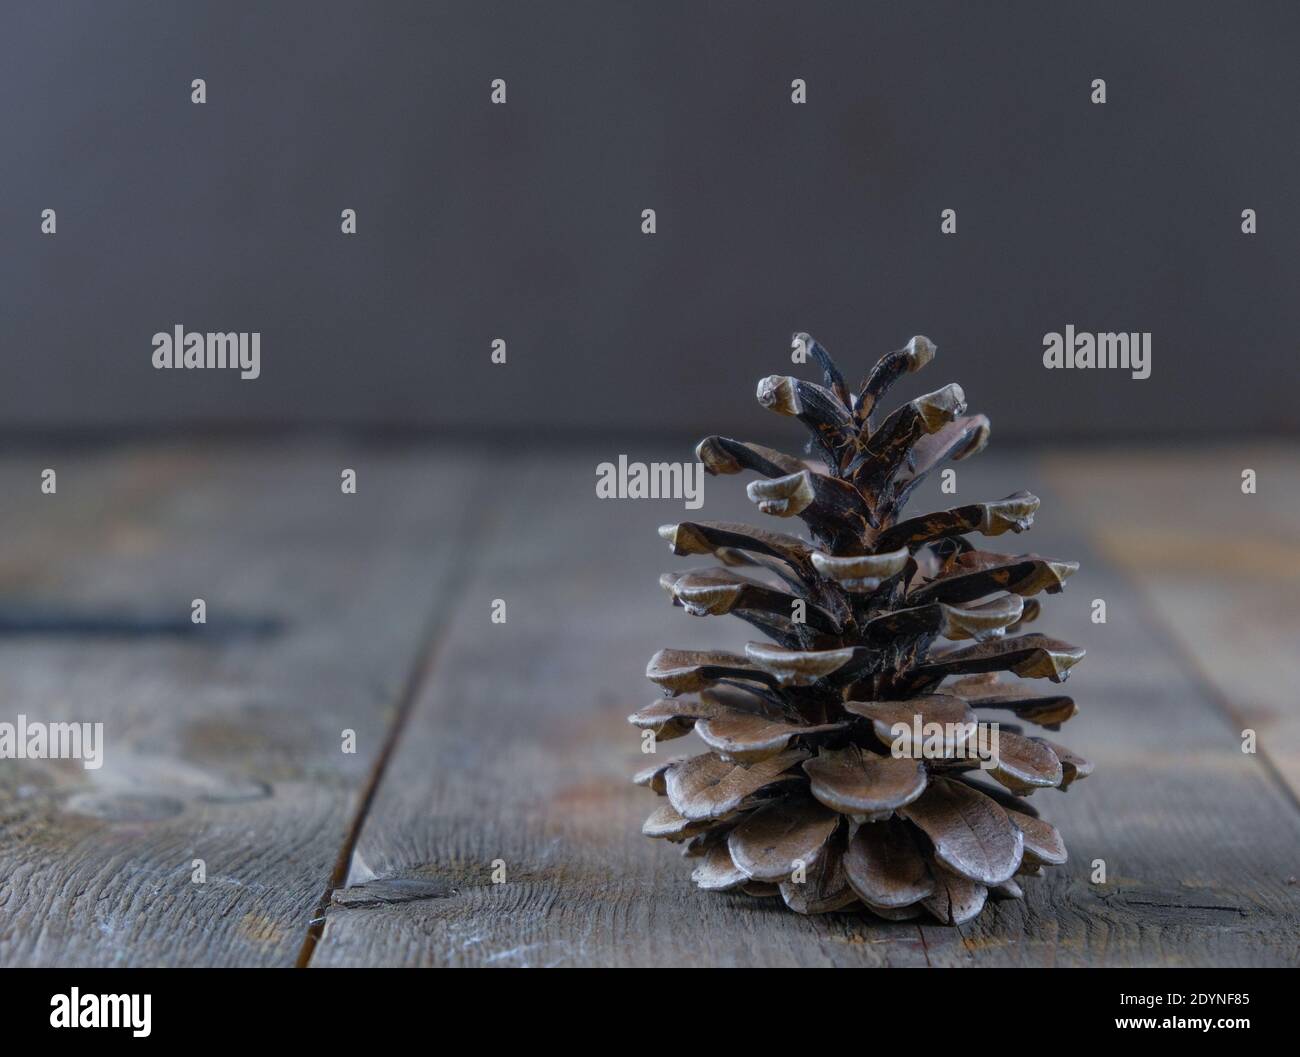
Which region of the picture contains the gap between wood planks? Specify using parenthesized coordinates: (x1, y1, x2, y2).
(295, 488, 503, 968)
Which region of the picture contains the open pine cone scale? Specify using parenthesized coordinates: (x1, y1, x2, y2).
(631, 334, 1091, 925)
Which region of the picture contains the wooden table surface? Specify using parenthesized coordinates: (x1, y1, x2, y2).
(0, 441, 1296, 967)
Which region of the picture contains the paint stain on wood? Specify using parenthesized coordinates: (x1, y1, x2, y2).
(238, 914, 287, 946)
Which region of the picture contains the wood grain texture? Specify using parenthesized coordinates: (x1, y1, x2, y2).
(313, 452, 930, 966)
(313, 449, 1300, 967)
(1045, 445, 1300, 803)
(922, 455, 1300, 966)
(0, 444, 490, 966)
(2, 444, 1295, 967)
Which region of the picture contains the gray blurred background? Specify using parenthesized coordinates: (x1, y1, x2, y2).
(3, 0, 1298, 442)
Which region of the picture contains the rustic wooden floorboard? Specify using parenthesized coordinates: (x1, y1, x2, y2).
(0, 443, 492, 966)
(313, 451, 927, 967)
(921, 457, 1300, 967)
(1, 443, 1294, 967)
(312, 447, 1300, 967)
(1045, 446, 1300, 804)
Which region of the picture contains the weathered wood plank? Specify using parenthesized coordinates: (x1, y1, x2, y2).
(924, 454, 1300, 967)
(0, 444, 490, 966)
(313, 448, 1300, 967)
(313, 451, 922, 966)
(5, 443, 1292, 966)
(1045, 446, 1300, 803)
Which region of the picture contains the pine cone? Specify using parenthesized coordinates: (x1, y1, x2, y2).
(632, 334, 1091, 924)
